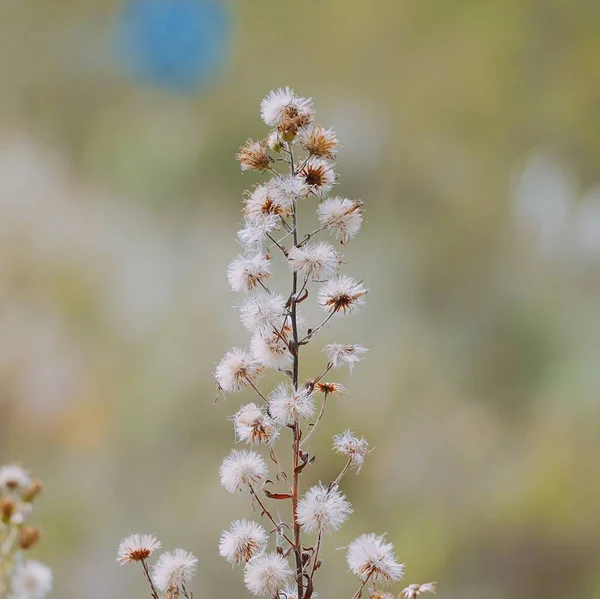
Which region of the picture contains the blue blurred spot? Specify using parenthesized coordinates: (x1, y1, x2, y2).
(115, 0, 229, 92)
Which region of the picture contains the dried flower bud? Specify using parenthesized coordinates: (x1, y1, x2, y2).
(0, 497, 15, 522)
(315, 381, 346, 396)
(19, 526, 41, 550)
(400, 583, 437, 599)
(300, 157, 336, 197)
(0, 465, 31, 492)
(21, 479, 43, 503)
(299, 125, 339, 159)
(237, 139, 272, 172)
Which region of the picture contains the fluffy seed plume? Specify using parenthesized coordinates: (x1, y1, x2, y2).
(244, 184, 288, 221)
(324, 343, 368, 371)
(400, 583, 438, 599)
(152, 549, 198, 594)
(219, 449, 269, 493)
(332, 431, 370, 472)
(240, 293, 287, 337)
(238, 215, 280, 251)
(268, 383, 315, 425)
(244, 552, 293, 596)
(270, 175, 309, 210)
(297, 483, 352, 534)
(317, 197, 364, 244)
(346, 533, 405, 585)
(234, 403, 279, 445)
(228, 254, 271, 292)
(219, 519, 268, 566)
(0, 465, 31, 492)
(300, 157, 336, 197)
(251, 332, 292, 370)
(287, 242, 341, 281)
(117, 533, 161, 564)
(299, 125, 339, 159)
(237, 139, 272, 172)
(9, 560, 53, 599)
(318, 276, 369, 314)
(214, 348, 262, 393)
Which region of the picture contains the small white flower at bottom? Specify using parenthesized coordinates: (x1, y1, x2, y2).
(244, 552, 293, 596)
(400, 583, 437, 599)
(152, 549, 198, 594)
(9, 560, 53, 599)
(268, 383, 315, 426)
(324, 343, 368, 371)
(117, 533, 161, 564)
(297, 483, 352, 534)
(219, 449, 269, 493)
(219, 519, 268, 566)
(346, 533, 405, 585)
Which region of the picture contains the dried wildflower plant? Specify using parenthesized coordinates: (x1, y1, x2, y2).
(214, 88, 436, 599)
(117, 87, 435, 599)
(0, 464, 51, 599)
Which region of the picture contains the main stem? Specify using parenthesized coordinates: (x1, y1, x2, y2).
(289, 143, 304, 599)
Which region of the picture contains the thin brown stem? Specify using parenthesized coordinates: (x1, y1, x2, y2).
(248, 485, 294, 546)
(333, 458, 353, 487)
(140, 559, 160, 599)
(247, 380, 269, 405)
(267, 233, 288, 256)
(298, 226, 327, 248)
(351, 571, 374, 599)
(299, 312, 336, 344)
(312, 363, 333, 386)
(300, 391, 328, 449)
(269, 446, 292, 492)
(309, 530, 323, 579)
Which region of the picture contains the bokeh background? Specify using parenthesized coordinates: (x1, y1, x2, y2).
(1, 1, 600, 598)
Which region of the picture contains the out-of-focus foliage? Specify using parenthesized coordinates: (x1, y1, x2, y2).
(0, 2, 599, 599)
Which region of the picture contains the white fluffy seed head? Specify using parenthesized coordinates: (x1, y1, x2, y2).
(400, 583, 438, 599)
(317, 197, 364, 244)
(347, 533, 405, 585)
(219, 449, 269, 493)
(324, 344, 368, 371)
(318, 276, 369, 314)
(238, 215, 280, 251)
(219, 519, 268, 566)
(300, 157, 336, 197)
(214, 348, 262, 393)
(117, 533, 162, 564)
(251, 332, 292, 370)
(297, 483, 352, 534)
(152, 549, 199, 592)
(270, 175, 309, 211)
(244, 552, 293, 596)
(244, 184, 289, 222)
(0, 465, 31, 492)
(287, 242, 341, 281)
(268, 383, 315, 426)
(332, 431, 370, 472)
(299, 125, 339, 160)
(260, 88, 314, 129)
(240, 294, 287, 337)
(233, 403, 279, 445)
(228, 254, 271, 292)
(9, 560, 53, 599)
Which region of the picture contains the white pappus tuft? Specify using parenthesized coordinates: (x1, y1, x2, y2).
(318, 276, 369, 314)
(400, 583, 438, 599)
(346, 533, 405, 585)
(251, 332, 292, 370)
(243, 552, 293, 596)
(117, 533, 162, 564)
(219, 449, 269, 493)
(214, 348, 262, 393)
(240, 293, 288, 337)
(238, 215, 280, 252)
(269, 175, 309, 211)
(332, 431, 370, 472)
(287, 242, 341, 281)
(268, 383, 315, 426)
(260, 88, 314, 129)
(0, 464, 31, 492)
(152, 549, 198, 593)
(219, 519, 268, 566)
(233, 403, 279, 445)
(228, 254, 271, 292)
(299, 125, 339, 160)
(324, 343, 368, 371)
(9, 560, 53, 599)
(244, 184, 288, 221)
(297, 483, 352, 534)
(300, 157, 336, 197)
(317, 197, 364, 244)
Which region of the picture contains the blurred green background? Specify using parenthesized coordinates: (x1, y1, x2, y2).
(1, 1, 600, 598)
